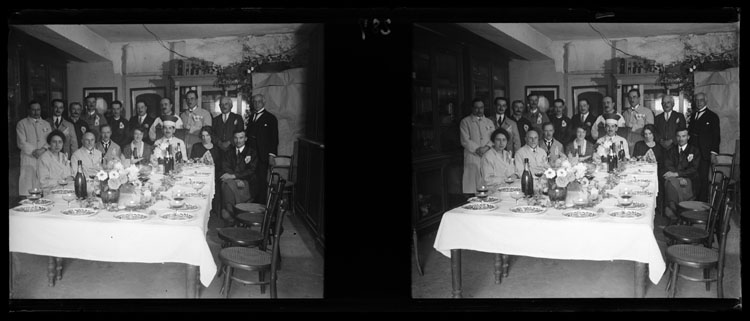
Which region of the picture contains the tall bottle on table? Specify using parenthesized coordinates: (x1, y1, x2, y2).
(165, 145, 174, 174)
(74, 160, 87, 199)
(521, 158, 534, 197)
(618, 141, 626, 162)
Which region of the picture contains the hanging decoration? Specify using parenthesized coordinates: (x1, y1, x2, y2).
(656, 47, 737, 102)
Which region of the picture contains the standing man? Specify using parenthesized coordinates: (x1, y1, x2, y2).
(96, 124, 122, 162)
(106, 100, 129, 148)
(571, 98, 597, 143)
(550, 99, 572, 145)
(149, 98, 184, 143)
(622, 89, 655, 156)
(509, 99, 533, 146)
(460, 98, 495, 195)
(491, 97, 521, 155)
(687, 93, 720, 202)
(592, 96, 626, 140)
(213, 96, 245, 152)
(82, 95, 108, 141)
(180, 90, 212, 158)
(220, 130, 259, 226)
(128, 101, 155, 146)
(654, 95, 687, 151)
(46, 99, 78, 157)
(70, 132, 102, 178)
(523, 94, 550, 135)
(540, 122, 566, 165)
(67, 102, 90, 148)
(16, 101, 52, 195)
(245, 94, 279, 203)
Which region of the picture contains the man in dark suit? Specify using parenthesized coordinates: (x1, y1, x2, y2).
(550, 99, 573, 145)
(245, 94, 279, 204)
(687, 93, 720, 202)
(570, 98, 597, 143)
(66, 102, 90, 148)
(106, 100, 130, 148)
(491, 97, 521, 155)
(46, 99, 78, 157)
(128, 101, 156, 146)
(82, 95, 108, 141)
(220, 130, 259, 226)
(509, 99, 533, 147)
(663, 128, 701, 222)
(654, 95, 687, 151)
(212, 96, 245, 152)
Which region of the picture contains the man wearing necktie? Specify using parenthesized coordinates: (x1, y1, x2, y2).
(82, 95, 108, 142)
(212, 96, 244, 152)
(244, 94, 278, 204)
(550, 99, 573, 145)
(95, 125, 122, 162)
(571, 98, 597, 144)
(622, 89, 655, 156)
(67, 102, 90, 148)
(654, 95, 687, 151)
(492, 97, 521, 155)
(219, 130, 259, 226)
(595, 114, 630, 159)
(179, 90, 212, 158)
(687, 93, 720, 202)
(127, 101, 155, 146)
(70, 132, 103, 178)
(541, 122, 566, 165)
(522, 94, 550, 135)
(45, 99, 78, 157)
(663, 128, 701, 222)
(16, 101, 52, 195)
(460, 98, 495, 195)
(513, 128, 548, 176)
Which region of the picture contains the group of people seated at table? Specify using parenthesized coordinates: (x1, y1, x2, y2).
(17, 93, 280, 227)
(461, 90, 721, 223)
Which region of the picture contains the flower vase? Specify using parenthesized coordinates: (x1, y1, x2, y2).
(100, 180, 120, 205)
(548, 180, 567, 206)
(565, 181, 586, 206)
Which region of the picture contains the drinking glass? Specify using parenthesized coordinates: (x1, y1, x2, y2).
(191, 181, 205, 197)
(511, 191, 524, 205)
(476, 185, 489, 202)
(637, 180, 650, 192)
(62, 193, 76, 208)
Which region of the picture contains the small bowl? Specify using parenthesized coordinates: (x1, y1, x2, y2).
(58, 179, 69, 186)
(169, 200, 184, 208)
(504, 177, 515, 184)
(574, 198, 588, 207)
(618, 198, 633, 206)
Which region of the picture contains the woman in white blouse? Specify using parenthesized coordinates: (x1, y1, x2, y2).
(37, 130, 74, 190)
(565, 125, 596, 161)
(481, 128, 518, 186)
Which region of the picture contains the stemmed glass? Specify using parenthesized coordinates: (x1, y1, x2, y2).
(476, 185, 489, 202)
(637, 180, 650, 193)
(62, 192, 76, 208)
(191, 180, 206, 198)
(511, 191, 524, 205)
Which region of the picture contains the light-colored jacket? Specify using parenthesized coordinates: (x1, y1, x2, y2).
(37, 151, 73, 190)
(16, 117, 52, 195)
(480, 148, 516, 185)
(460, 115, 495, 193)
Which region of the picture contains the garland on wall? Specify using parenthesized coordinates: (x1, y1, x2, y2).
(656, 48, 738, 102)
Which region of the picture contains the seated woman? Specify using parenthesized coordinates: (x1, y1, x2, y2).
(120, 126, 152, 166)
(191, 126, 222, 218)
(481, 128, 518, 186)
(37, 130, 74, 191)
(633, 124, 667, 215)
(565, 125, 596, 161)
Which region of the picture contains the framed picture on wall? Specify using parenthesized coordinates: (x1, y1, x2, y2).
(524, 85, 559, 114)
(82, 87, 117, 114)
(572, 85, 608, 117)
(130, 87, 166, 119)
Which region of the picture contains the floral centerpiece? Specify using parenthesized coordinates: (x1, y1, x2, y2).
(95, 159, 141, 204)
(543, 158, 590, 207)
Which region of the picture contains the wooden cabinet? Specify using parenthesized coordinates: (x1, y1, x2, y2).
(294, 137, 325, 253)
(168, 75, 249, 119)
(612, 74, 691, 116)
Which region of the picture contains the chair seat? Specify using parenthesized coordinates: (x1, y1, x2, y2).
(663, 225, 709, 243)
(219, 247, 271, 268)
(678, 201, 710, 211)
(666, 244, 719, 267)
(678, 210, 709, 224)
(218, 227, 264, 246)
(235, 203, 266, 214)
(236, 212, 264, 225)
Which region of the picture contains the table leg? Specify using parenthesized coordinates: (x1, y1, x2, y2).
(450, 249, 462, 298)
(634, 262, 647, 298)
(9, 252, 14, 299)
(47, 257, 56, 287)
(494, 254, 502, 284)
(186, 265, 198, 298)
(413, 228, 424, 276)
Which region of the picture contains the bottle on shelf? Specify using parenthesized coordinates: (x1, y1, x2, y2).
(74, 160, 87, 199)
(521, 158, 534, 197)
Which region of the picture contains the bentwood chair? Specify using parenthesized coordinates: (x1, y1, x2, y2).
(271, 141, 297, 215)
(677, 174, 729, 226)
(218, 179, 285, 249)
(665, 198, 735, 298)
(663, 177, 729, 247)
(234, 172, 281, 229)
(219, 179, 286, 298)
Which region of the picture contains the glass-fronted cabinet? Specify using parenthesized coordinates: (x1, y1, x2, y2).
(468, 47, 508, 118)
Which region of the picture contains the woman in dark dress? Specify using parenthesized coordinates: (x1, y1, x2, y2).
(632, 124, 666, 214)
(191, 126, 222, 217)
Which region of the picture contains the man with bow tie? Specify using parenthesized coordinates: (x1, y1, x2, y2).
(460, 98, 495, 195)
(95, 124, 122, 162)
(46, 99, 78, 157)
(491, 97, 521, 155)
(106, 100, 129, 148)
(70, 132, 103, 178)
(128, 101, 156, 146)
(622, 89, 655, 156)
(245, 94, 278, 204)
(180, 90, 212, 158)
(663, 128, 701, 222)
(523, 94, 550, 135)
(654, 95, 687, 151)
(16, 101, 53, 195)
(150, 120, 188, 164)
(687, 93, 720, 202)
(67, 102, 90, 148)
(571, 98, 597, 143)
(82, 95, 108, 142)
(220, 130, 259, 227)
(212, 96, 244, 152)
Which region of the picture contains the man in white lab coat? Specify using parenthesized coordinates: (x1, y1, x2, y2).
(16, 101, 53, 195)
(460, 98, 495, 195)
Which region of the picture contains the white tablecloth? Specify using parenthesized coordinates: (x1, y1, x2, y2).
(434, 163, 666, 284)
(9, 165, 218, 287)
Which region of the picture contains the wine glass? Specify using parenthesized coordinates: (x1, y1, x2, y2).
(476, 185, 489, 202)
(511, 191, 524, 205)
(62, 192, 76, 208)
(619, 188, 633, 207)
(191, 180, 205, 197)
(637, 180, 650, 192)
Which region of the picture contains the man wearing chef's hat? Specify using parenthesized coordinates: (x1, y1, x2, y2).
(150, 117, 187, 163)
(595, 113, 630, 160)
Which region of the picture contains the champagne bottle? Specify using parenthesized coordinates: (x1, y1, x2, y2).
(74, 160, 87, 199)
(165, 145, 173, 174)
(521, 158, 534, 197)
(176, 143, 183, 163)
(618, 141, 626, 161)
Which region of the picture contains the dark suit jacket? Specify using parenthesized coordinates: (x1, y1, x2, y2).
(571, 113, 598, 142)
(664, 144, 701, 180)
(222, 144, 259, 182)
(654, 111, 687, 149)
(106, 116, 130, 148)
(550, 115, 573, 145)
(245, 111, 278, 165)
(509, 115, 533, 144)
(128, 114, 156, 145)
(688, 108, 720, 158)
(212, 112, 245, 146)
(66, 117, 90, 148)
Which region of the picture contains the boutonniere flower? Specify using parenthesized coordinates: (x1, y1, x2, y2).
(676, 118, 680, 124)
(561, 120, 567, 127)
(244, 156, 252, 164)
(81, 127, 86, 134)
(144, 123, 149, 128)
(523, 124, 529, 132)
(687, 154, 694, 162)
(94, 115, 100, 126)
(119, 122, 125, 129)
(234, 119, 237, 125)
(537, 114, 542, 124)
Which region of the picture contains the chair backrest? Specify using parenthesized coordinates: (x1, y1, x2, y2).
(706, 176, 730, 247)
(270, 179, 287, 273)
(716, 198, 735, 280)
(265, 172, 281, 208)
(730, 139, 739, 182)
(260, 177, 286, 243)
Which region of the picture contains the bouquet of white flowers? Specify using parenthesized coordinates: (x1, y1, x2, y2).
(96, 159, 141, 190)
(543, 158, 590, 188)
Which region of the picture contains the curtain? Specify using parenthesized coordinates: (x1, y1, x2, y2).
(252, 67, 306, 159)
(694, 67, 739, 155)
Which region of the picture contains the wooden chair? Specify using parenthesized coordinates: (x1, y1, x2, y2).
(271, 141, 296, 215)
(677, 174, 729, 226)
(665, 198, 735, 298)
(234, 172, 281, 228)
(663, 177, 729, 247)
(218, 179, 285, 249)
(219, 179, 287, 298)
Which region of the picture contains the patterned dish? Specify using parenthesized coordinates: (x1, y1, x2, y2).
(608, 210, 644, 219)
(183, 192, 206, 199)
(158, 211, 196, 221)
(61, 208, 98, 217)
(468, 196, 500, 204)
(113, 212, 150, 221)
(20, 198, 55, 207)
(497, 187, 522, 193)
(187, 172, 211, 177)
(12, 205, 51, 213)
(50, 188, 76, 195)
(562, 210, 599, 219)
(461, 203, 497, 211)
(615, 201, 648, 209)
(509, 206, 546, 214)
(169, 203, 200, 211)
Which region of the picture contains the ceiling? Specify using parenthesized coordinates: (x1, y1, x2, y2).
(528, 23, 738, 41)
(85, 24, 306, 42)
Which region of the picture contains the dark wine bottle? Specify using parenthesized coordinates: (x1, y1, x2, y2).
(521, 158, 534, 197)
(618, 141, 626, 161)
(176, 143, 183, 163)
(165, 145, 173, 174)
(74, 160, 87, 199)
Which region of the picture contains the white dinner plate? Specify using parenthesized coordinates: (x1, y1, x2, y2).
(166, 203, 200, 212)
(509, 205, 546, 215)
(158, 211, 196, 221)
(497, 186, 522, 193)
(113, 212, 150, 221)
(12, 204, 51, 214)
(50, 188, 76, 195)
(615, 202, 648, 210)
(561, 210, 599, 219)
(461, 203, 497, 211)
(467, 196, 500, 204)
(61, 208, 98, 217)
(608, 210, 644, 219)
(20, 198, 55, 207)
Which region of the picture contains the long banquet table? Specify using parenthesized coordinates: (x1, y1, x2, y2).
(9, 164, 217, 298)
(433, 162, 666, 298)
